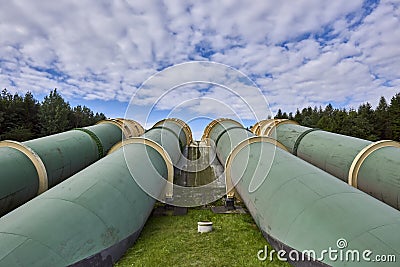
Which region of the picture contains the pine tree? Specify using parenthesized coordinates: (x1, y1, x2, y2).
(389, 93, 400, 141)
(353, 103, 377, 140)
(293, 109, 302, 124)
(94, 112, 106, 122)
(0, 88, 107, 140)
(275, 109, 283, 119)
(375, 96, 391, 139)
(39, 89, 72, 135)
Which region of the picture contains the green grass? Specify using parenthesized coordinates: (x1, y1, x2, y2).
(115, 208, 291, 267)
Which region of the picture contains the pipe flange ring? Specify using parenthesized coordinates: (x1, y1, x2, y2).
(114, 118, 135, 138)
(201, 118, 242, 141)
(74, 128, 104, 158)
(154, 118, 193, 145)
(256, 119, 280, 135)
(97, 119, 145, 139)
(348, 140, 400, 188)
(292, 128, 320, 156)
(215, 126, 251, 147)
(251, 119, 273, 135)
(224, 136, 288, 197)
(115, 118, 145, 137)
(147, 126, 183, 148)
(96, 119, 130, 139)
(0, 140, 48, 195)
(262, 119, 299, 137)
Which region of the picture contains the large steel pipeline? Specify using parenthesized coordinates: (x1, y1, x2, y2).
(204, 118, 400, 266)
(0, 118, 144, 216)
(252, 119, 400, 210)
(0, 118, 191, 266)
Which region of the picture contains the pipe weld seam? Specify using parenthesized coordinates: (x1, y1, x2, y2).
(0, 140, 48, 195)
(348, 140, 400, 188)
(224, 136, 288, 197)
(292, 128, 321, 156)
(74, 128, 104, 158)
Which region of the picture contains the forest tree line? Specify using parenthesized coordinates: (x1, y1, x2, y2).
(275, 92, 400, 141)
(1, 88, 400, 142)
(0, 89, 106, 141)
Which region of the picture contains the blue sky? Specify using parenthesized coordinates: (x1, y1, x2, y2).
(1, 0, 400, 139)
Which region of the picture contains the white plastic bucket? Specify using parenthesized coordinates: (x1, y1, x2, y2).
(198, 221, 213, 233)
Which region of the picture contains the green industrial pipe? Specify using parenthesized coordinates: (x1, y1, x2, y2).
(204, 118, 400, 266)
(252, 119, 400, 210)
(0, 119, 144, 216)
(154, 118, 193, 149)
(0, 118, 191, 266)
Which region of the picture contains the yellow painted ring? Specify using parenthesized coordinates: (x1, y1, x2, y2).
(251, 119, 272, 135)
(154, 118, 193, 145)
(224, 136, 288, 197)
(261, 119, 299, 137)
(201, 118, 242, 141)
(115, 118, 145, 137)
(348, 140, 400, 188)
(97, 119, 144, 138)
(108, 137, 174, 198)
(0, 140, 48, 195)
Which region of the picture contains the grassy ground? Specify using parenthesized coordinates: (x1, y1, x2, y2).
(115, 207, 291, 267)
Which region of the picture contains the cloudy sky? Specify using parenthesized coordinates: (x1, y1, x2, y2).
(1, 0, 399, 138)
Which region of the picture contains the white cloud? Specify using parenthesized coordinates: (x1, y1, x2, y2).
(0, 0, 399, 125)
